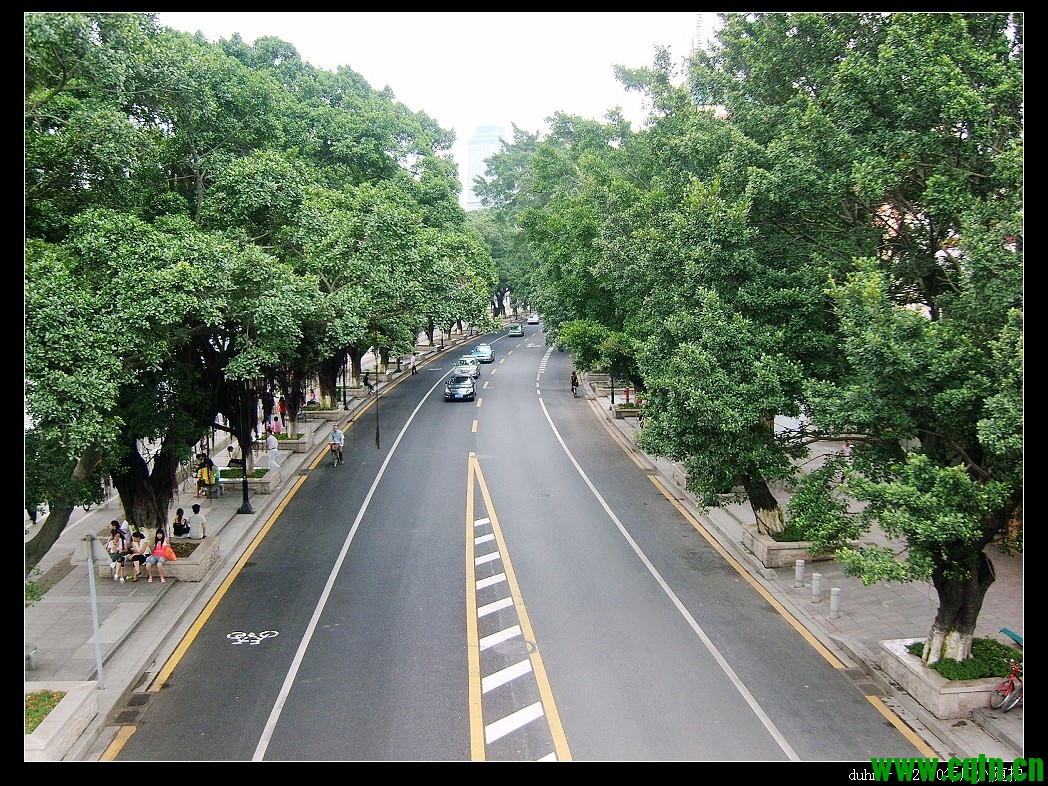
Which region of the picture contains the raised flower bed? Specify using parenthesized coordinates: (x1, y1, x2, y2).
(274, 430, 313, 452)
(612, 403, 644, 419)
(219, 466, 279, 493)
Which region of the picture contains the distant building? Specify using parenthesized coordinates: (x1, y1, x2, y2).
(465, 125, 505, 211)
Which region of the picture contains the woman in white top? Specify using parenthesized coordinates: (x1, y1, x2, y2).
(125, 531, 150, 582)
(105, 528, 127, 582)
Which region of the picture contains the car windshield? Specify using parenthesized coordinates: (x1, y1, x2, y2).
(448, 376, 471, 385)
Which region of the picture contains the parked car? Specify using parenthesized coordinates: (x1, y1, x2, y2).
(527, 313, 540, 324)
(452, 358, 481, 378)
(444, 374, 476, 401)
(507, 324, 524, 337)
(471, 343, 495, 363)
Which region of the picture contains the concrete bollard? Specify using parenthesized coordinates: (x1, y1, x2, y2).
(829, 587, 841, 619)
(811, 572, 823, 603)
(794, 559, 806, 588)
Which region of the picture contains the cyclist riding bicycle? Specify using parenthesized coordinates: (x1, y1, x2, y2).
(570, 371, 579, 397)
(329, 424, 345, 465)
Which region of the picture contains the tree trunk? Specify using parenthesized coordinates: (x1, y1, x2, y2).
(348, 346, 363, 386)
(922, 550, 996, 665)
(318, 354, 341, 408)
(741, 472, 787, 536)
(110, 444, 179, 533)
(24, 445, 103, 572)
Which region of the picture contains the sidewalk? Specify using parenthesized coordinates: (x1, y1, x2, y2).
(24, 340, 1023, 761)
(24, 337, 466, 762)
(591, 383, 1023, 761)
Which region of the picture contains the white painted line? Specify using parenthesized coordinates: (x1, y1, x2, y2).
(474, 517, 491, 527)
(476, 573, 507, 590)
(480, 624, 521, 650)
(474, 550, 501, 566)
(474, 532, 495, 546)
(478, 596, 514, 617)
(482, 659, 533, 693)
(485, 701, 544, 743)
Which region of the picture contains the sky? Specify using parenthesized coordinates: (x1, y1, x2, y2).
(156, 12, 721, 207)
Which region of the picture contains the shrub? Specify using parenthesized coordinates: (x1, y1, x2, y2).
(907, 637, 1022, 680)
(770, 522, 811, 542)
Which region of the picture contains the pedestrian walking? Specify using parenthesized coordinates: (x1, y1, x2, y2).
(278, 396, 289, 428)
(261, 388, 275, 426)
(410, 353, 418, 375)
(271, 415, 282, 435)
(187, 503, 207, 539)
(266, 428, 280, 469)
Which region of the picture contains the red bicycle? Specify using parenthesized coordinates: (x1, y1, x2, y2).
(987, 657, 1023, 712)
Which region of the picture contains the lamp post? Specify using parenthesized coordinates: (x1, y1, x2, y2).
(237, 385, 253, 514)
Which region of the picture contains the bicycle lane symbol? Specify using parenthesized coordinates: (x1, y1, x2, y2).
(227, 631, 280, 646)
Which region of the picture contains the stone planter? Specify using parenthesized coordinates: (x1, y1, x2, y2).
(275, 432, 313, 453)
(741, 523, 834, 569)
(220, 465, 280, 494)
(303, 407, 341, 421)
(879, 639, 1003, 720)
(95, 534, 220, 582)
(25, 681, 97, 762)
(612, 406, 643, 420)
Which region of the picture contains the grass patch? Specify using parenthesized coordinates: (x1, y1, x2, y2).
(218, 467, 270, 480)
(907, 637, 1022, 680)
(25, 689, 65, 734)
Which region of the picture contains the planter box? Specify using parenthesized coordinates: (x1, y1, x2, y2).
(220, 466, 280, 494)
(612, 406, 643, 419)
(95, 534, 220, 583)
(25, 681, 97, 762)
(879, 639, 1002, 720)
(741, 523, 834, 569)
(275, 432, 313, 453)
(303, 408, 341, 421)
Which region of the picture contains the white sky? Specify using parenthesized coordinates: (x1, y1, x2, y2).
(157, 12, 721, 206)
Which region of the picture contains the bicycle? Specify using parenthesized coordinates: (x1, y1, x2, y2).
(329, 441, 344, 467)
(987, 657, 1023, 712)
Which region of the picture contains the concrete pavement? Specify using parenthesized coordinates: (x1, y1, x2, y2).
(24, 342, 1023, 762)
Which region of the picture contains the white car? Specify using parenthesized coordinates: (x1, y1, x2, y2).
(452, 357, 480, 378)
(471, 344, 495, 363)
(527, 314, 540, 324)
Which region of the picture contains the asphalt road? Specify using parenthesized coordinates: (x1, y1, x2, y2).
(111, 329, 925, 763)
